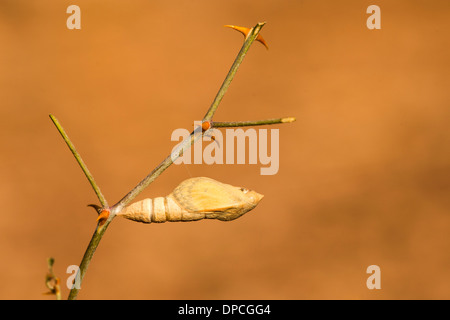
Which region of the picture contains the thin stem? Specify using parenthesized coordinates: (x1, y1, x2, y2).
(111, 129, 203, 213)
(212, 117, 296, 128)
(68, 221, 111, 300)
(49, 115, 108, 208)
(203, 22, 266, 121)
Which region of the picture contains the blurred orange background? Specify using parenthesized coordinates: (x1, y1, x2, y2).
(0, 0, 449, 299)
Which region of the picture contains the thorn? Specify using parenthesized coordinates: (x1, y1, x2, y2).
(88, 204, 110, 226)
(96, 208, 110, 226)
(212, 135, 221, 148)
(224, 25, 269, 49)
(203, 129, 220, 148)
(87, 204, 102, 212)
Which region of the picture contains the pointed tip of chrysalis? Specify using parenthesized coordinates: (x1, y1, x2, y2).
(224, 24, 269, 49)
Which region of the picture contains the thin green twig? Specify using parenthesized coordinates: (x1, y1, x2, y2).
(67, 220, 111, 300)
(212, 117, 296, 128)
(49, 115, 108, 208)
(203, 22, 266, 121)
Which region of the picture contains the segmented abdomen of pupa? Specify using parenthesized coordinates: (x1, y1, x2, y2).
(117, 195, 206, 223)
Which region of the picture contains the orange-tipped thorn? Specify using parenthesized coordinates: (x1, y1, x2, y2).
(203, 128, 220, 147)
(96, 208, 110, 226)
(224, 25, 268, 49)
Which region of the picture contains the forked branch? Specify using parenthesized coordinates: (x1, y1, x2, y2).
(49, 22, 295, 300)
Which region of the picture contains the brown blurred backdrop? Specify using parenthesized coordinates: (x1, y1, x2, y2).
(0, 0, 449, 299)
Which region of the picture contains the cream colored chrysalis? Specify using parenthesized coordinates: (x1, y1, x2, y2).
(117, 177, 264, 223)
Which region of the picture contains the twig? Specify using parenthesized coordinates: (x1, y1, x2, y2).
(49, 115, 108, 208)
(203, 22, 266, 121)
(67, 221, 111, 300)
(212, 117, 296, 128)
